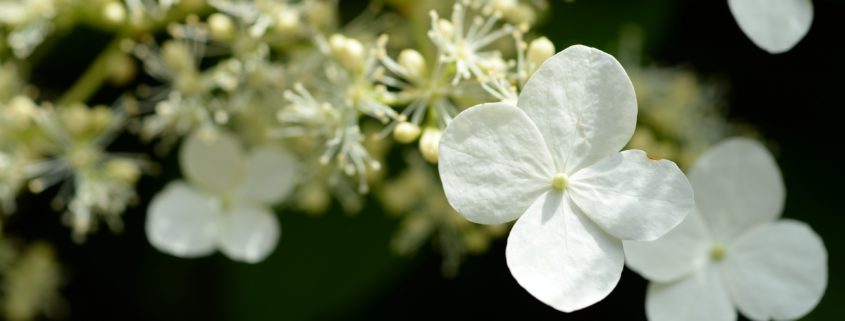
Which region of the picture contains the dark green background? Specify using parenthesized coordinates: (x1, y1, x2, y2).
(10, 0, 844, 320)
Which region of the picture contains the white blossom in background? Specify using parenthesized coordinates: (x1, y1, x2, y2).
(428, 2, 519, 84)
(146, 129, 298, 263)
(624, 138, 827, 321)
(728, 0, 813, 54)
(438, 44, 695, 312)
(0, 0, 60, 57)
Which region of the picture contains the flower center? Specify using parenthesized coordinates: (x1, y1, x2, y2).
(710, 243, 726, 261)
(551, 173, 568, 191)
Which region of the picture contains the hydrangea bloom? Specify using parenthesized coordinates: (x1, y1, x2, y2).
(146, 129, 298, 263)
(728, 0, 813, 54)
(624, 138, 827, 321)
(438, 45, 695, 312)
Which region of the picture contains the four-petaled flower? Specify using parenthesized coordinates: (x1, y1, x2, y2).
(728, 0, 814, 54)
(624, 138, 827, 321)
(146, 129, 298, 263)
(438, 44, 695, 312)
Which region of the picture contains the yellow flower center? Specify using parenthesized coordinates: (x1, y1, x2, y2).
(710, 244, 726, 261)
(551, 173, 568, 191)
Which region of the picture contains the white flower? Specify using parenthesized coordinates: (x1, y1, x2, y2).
(624, 138, 827, 321)
(146, 129, 298, 263)
(438, 44, 695, 312)
(728, 0, 813, 54)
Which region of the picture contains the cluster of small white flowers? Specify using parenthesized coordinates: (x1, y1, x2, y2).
(0, 0, 830, 320)
(0, 0, 64, 57)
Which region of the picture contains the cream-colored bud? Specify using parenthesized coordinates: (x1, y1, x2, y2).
(398, 49, 426, 78)
(102, 2, 126, 25)
(62, 105, 92, 136)
(89, 106, 113, 134)
(419, 127, 442, 164)
(393, 121, 421, 143)
(491, 0, 518, 14)
(275, 10, 299, 33)
(329, 34, 347, 52)
(437, 19, 454, 38)
(107, 52, 136, 86)
(329, 34, 366, 71)
(105, 159, 141, 183)
(527, 37, 555, 72)
(7, 96, 37, 121)
(161, 41, 194, 73)
(208, 13, 235, 41)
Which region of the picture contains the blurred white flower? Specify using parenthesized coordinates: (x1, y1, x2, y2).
(624, 138, 827, 321)
(146, 129, 298, 263)
(438, 44, 694, 312)
(428, 2, 518, 84)
(728, 0, 813, 54)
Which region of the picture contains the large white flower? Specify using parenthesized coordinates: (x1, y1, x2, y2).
(728, 0, 813, 54)
(624, 138, 827, 321)
(146, 129, 298, 263)
(437, 44, 695, 312)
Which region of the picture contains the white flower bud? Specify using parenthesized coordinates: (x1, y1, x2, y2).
(398, 49, 426, 78)
(7, 96, 37, 122)
(208, 13, 235, 41)
(161, 41, 194, 74)
(102, 1, 126, 25)
(393, 121, 421, 143)
(107, 52, 136, 86)
(329, 34, 366, 71)
(419, 127, 442, 164)
(61, 105, 93, 137)
(275, 10, 299, 33)
(527, 37, 555, 73)
(105, 159, 141, 183)
(437, 19, 454, 39)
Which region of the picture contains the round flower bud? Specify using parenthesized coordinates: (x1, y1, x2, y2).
(393, 121, 421, 143)
(398, 49, 426, 78)
(437, 19, 454, 39)
(102, 1, 126, 25)
(161, 41, 194, 74)
(105, 159, 141, 183)
(419, 127, 442, 164)
(208, 13, 235, 41)
(329, 34, 366, 71)
(527, 37, 555, 72)
(7, 96, 37, 122)
(107, 52, 137, 86)
(275, 10, 299, 33)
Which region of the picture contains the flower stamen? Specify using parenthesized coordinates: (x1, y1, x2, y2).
(551, 172, 568, 191)
(710, 243, 726, 261)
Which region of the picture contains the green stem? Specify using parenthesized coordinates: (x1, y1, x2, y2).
(57, 36, 123, 106)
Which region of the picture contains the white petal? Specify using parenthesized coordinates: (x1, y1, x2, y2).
(624, 210, 712, 282)
(439, 102, 555, 224)
(728, 0, 813, 54)
(218, 205, 280, 263)
(146, 182, 221, 258)
(722, 220, 827, 320)
(506, 191, 624, 312)
(646, 267, 736, 321)
(180, 129, 245, 195)
(517, 44, 637, 174)
(237, 145, 299, 204)
(689, 138, 784, 241)
(568, 150, 694, 241)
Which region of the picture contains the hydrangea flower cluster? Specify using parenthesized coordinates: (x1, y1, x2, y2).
(0, 0, 830, 320)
